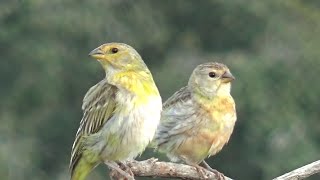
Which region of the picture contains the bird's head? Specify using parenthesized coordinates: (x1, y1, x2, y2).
(89, 43, 148, 75)
(188, 62, 235, 98)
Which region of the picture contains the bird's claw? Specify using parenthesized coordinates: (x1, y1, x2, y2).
(199, 161, 225, 180)
(195, 165, 226, 180)
(105, 161, 134, 180)
(208, 169, 225, 180)
(118, 161, 134, 177)
(195, 165, 209, 179)
(146, 157, 158, 163)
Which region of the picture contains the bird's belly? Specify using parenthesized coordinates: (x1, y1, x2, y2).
(174, 130, 214, 164)
(174, 120, 234, 164)
(207, 129, 233, 156)
(91, 95, 161, 161)
(207, 112, 236, 156)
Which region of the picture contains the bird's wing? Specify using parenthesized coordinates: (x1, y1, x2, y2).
(70, 79, 117, 172)
(156, 86, 198, 146)
(162, 86, 191, 109)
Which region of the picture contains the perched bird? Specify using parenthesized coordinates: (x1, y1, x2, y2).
(154, 62, 236, 177)
(70, 43, 162, 180)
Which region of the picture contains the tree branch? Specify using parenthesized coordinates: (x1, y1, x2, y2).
(110, 158, 233, 180)
(273, 160, 320, 180)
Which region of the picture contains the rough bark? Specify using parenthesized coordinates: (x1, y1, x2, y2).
(109, 158, 320, 180)
(109, 158, 232, 180)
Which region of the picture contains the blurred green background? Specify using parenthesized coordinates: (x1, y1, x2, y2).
(1, 0, 319, 179)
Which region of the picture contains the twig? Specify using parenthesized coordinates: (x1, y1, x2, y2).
(273, 160, 320, 180)
(110, 158, 233, 180)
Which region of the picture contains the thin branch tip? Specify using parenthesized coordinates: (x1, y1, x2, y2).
(273, 160, 320, 180)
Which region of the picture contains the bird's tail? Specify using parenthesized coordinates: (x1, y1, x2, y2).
(70, 155, 97, 180)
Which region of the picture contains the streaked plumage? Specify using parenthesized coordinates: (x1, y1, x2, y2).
(70, 43, 162, 180)
(154, 62, 236, 171)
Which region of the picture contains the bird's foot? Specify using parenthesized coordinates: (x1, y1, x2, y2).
(105, 161, 134, 180)
(207, 169, 225, 180)
(195, 165, 210, 179)
(146, 157, 158, 163)
(118, 161, 134, 177)
(199, 161, 225, 180)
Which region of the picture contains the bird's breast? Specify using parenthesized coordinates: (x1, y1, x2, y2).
(186, 95, 236, 157)
(99, 91, 162, 160)
(200, 95, 236, 127)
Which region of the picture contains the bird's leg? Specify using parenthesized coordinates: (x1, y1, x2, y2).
(193, 164, 210, 179)
(182, 157, 209, 179)
(104, 161, 134, 180)
(117, 161, 134, 177)
(199, 161, 225, 180)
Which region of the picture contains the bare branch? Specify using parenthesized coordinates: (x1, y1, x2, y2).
(273, 160, 320, 180)
(110, 158, 233, 180)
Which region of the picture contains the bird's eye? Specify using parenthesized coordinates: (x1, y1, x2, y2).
(111, 48, 118, 54)
(208, 72, 216, 78)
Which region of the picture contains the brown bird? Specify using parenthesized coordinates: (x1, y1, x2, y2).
(154, 62, 236, 178)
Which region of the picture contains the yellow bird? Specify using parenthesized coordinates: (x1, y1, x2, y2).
(154, 62, 236, 177)
(70, 43, 162, 180)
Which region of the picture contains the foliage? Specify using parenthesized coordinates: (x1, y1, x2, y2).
(1, 0, 319, 179)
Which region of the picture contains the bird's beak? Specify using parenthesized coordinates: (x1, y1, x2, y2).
(221, 71, 235, 83)
(88, 47, 104, 59)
